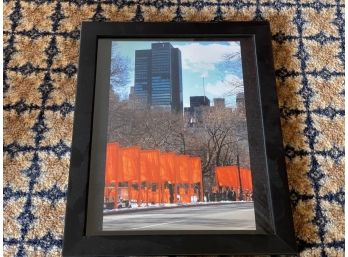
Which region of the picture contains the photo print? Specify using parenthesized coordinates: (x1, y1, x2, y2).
(103, 40, 255, 231)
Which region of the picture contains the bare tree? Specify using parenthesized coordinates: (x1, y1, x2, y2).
(107, 95, 187, 154)
(213, 52, 244, 101)
(107, 92, 250, 192)
(178, 106, 250, 189)
(223, 52, 240, 61)
(110, 43, 130, 96)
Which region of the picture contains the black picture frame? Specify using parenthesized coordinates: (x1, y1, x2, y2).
(63, 22, 297, 256)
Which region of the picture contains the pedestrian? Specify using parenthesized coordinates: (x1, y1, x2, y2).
(227, 187, 233, 201)
(217, 190, 222, 202)
(169, 183, 174, 203)
(239, 190, 244, 201)
(222, 187, 227, 201)
(231, 188, 236, 201)
(205, 190, 210, 202)
(209, 191, 215, 202)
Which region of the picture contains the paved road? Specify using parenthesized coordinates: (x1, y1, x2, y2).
(103, 203, 255, 231)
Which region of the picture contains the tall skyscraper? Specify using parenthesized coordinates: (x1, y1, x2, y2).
(133, 43, 183, 112)
(134, 50, 151, 105)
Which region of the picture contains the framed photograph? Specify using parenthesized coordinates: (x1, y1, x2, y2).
(63, 22, 297, 256)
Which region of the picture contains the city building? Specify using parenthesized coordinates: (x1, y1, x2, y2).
(133, 50, 151, 105)
(190, 96, 210, 108)
(236, 92, 245, 109)
(184, 96, 211, 127)
(133, 42, 183, 112)
(128, 86, 135, 101)
(213, 98, 225, 108)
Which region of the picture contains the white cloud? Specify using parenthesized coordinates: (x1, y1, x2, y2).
(205, 74, 243, 97)
(173, 42, 241, 76)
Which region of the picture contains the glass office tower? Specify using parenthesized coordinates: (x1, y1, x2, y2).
(134, 42, 183, 113)
(134, 50, 151, 105)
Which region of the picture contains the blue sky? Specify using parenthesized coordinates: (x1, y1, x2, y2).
(111, 40, 243, 107)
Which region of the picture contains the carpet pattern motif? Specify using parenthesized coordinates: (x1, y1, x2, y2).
(3, 0, 345, 256)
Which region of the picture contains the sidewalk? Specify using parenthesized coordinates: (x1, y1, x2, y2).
(103, 201, 254, 215)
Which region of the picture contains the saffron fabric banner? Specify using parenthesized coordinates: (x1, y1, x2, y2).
(179, 188, 190, 203)
(140, 150, 160, 182)
(177, 155, 191, 183)
(163, 188, 170, 203)
(159, 152, 176, 183)
(105, 143, 205, 204)
(105, 142, 120, 185)
(129, 188, 138, 200)
(216, 166, 239, 188)
(121, 146, 140, 182)
(106, 143, 203, 185)
(215, 166, 252, 191)
(240, 167, 253, 191)
(190, 157, 202, 183)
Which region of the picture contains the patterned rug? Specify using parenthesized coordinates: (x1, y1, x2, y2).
(3, 0, 345, 256)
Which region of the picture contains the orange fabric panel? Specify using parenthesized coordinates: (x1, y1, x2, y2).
(119, 188, 128, 200)
(179, 188, 185, 198)
(188, 187, 194, 197)
(179, 188, 190, 203)
(140, 150, 160, 182)
(190, 157, 202, 183)
(159, 152, 176, 182)
(120, 146, 140, 182)
(147, 188, 152, 203)
(139, 189, 148, 204)
(105, 143, 120, 185)
(183, 195, 190, 203)
(163, 188, 170, 203)
(215, 166, 226, 186)
(215, 166, 240, 189)
(177, 155, 191, 183)
(104, 187, 113, 201)
(153, 190, 160, 203)
(107, 188, 118, 202)
(129, 188, 138, 201)
(240, 167, 253, 191)
(147, 189, 160, 203)
(147, 189, 153, 203)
